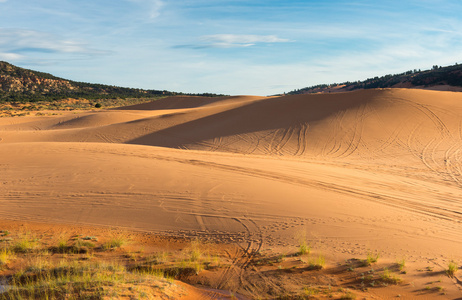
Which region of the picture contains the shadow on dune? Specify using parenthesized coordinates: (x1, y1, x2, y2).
(126, 90, 377, 149)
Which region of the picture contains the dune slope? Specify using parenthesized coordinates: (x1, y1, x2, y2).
(1, 89, 462, 296)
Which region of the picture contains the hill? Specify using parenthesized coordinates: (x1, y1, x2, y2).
(289, 63, 462, 94)
(0, 61, 222, 103)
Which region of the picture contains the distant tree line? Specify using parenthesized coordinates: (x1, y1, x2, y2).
(288, 63, 462, 95)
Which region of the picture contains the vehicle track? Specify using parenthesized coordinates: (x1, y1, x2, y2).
(322, 110, 345, 157)
(444, 143, 462, 187)
(274, 126, 295, 155)
(215, 217, 264, 295)
(81, 147, 462, 223)
(267, 129, 281, 155)
(294, 122, 309, 156)
(335, 103, 367, 159)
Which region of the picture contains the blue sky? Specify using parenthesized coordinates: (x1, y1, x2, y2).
(1, 0, 462, 95)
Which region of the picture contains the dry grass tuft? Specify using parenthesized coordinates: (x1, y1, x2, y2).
(447, 261, 458, 278)
(102, 232, 130, 250)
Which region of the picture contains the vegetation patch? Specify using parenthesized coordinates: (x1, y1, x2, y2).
(360, 252, 379, 267)
(11, 233, 39, 253)
(380, 268, 402, 284)
(0, 249, 14, 269)
(2, 260, 183, 299)
(101, 233, 129, 250)
(304, 255, 326, 271)
(0, 225, 454, 300)
(396, 258, 406, 272)
(447, 261, 458, 278)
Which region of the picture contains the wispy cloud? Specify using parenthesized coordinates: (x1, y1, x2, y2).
(0, 52, 23, 61)
(128, 0, 164, 19)
(0, 0, 7, 3)
(0, 28, 110, 61)
(176, 34, 290, 49)
(203, 34, 290, 47)
(148, 0, 164, 19)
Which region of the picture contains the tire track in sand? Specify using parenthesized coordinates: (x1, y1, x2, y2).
(215, 217, 264, 294)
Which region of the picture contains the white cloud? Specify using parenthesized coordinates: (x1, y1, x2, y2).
(177, 34, 291, 49)
(0, 0, 7, 3)
(202, 34, 290, 47)
(0, 28, 109, 57)
(0, 52, 23, 61)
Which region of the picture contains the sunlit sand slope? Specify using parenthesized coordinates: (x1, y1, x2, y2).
(0, 142, 461, 258)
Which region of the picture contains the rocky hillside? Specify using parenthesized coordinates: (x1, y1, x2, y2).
(0, 61, 175, 102)
(289, 63, 462, 94)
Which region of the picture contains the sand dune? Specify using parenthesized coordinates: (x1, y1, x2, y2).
(1, 89, 462, 296)
(4, 89, 462, 164)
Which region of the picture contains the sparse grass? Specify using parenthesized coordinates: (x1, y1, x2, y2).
(11, 233, 39, 253)
(296, 231, 311, 256)
(1, 259, 177, 299)
(3, 226, 423, 300)
(130, 239, 223, 281)
(396, 258, 406, 271)
(153, 251, 170, 264)
(339, 289, 356, 299)
(303, 286, 320, 296)
(305, 255, 326, 270)
(55, 235, 69, 253)
(72, 238, 96, 254)
(0, 249, 14, 268)
(0, 230, 236, 299)
(189, 239, 202, 262)
(361, 252, 379, 267)
(48, 234, 96, 254)
(102, 232, 129, 250)
(298, 240, 311, 256)
(25, 255, 53, 273)
(173, 240, 211, 275)
(447, 261, 458, 278)
(380, 268, 401, 284)
(124, 250, 139, 262)
(181, 259, 204, 275)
